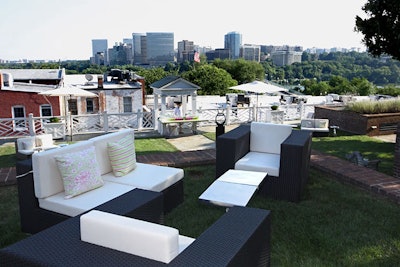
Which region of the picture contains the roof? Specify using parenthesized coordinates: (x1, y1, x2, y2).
(150, 75, 200, 96)
(65, 74, 142, 90)
(1, 82, 56, 93)
(0, 69, 64, 80)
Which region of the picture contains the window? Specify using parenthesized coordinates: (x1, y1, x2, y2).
(86, 98, 94, 113)
(68, 99, 78, 115)
(40, 104, 52, 117)
(12, 106, 26, 131)
(123, 97, 132, 113)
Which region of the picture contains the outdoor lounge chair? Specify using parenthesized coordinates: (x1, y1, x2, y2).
(216, 122, 312, 202)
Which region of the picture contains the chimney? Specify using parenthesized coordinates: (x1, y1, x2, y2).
(98, 75, 103, 89)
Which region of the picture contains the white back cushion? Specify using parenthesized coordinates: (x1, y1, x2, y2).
(36, 134, 54, 147)
(250, 122, 292, 154)
(89, 129, 135, 175)
(17, 137, 36, 151)
(32, 141, 94, 198)
(81, 210, 180, 263)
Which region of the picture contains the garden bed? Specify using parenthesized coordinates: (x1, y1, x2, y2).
(315, 105, 400, 136)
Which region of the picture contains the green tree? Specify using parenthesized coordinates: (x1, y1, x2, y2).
(213, 59, 264, 84)
(182, 65, 237, 95)
(137, 67, 169, 94)
(355, 0, 400, 60)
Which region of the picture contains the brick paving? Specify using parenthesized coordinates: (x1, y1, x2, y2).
(2, 146, 400, 205)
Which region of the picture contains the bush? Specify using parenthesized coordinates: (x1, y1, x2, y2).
(345, 99, 400, 114)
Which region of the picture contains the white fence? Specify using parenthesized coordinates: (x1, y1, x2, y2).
(0, 103, 319, 139)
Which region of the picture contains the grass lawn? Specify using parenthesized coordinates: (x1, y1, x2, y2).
(1, 131, 400, 265)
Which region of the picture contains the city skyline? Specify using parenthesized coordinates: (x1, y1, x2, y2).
(1, 0, 367, 61)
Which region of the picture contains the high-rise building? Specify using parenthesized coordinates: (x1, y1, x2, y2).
(132, 33, 146, 65)
(240, 44, 261, 62)
(177, 40, 195, 62)
(132, 32, 174, 66)
(224, 31, 242, 59)
(146, 32, 174, 66)
(91, 39, 108, 64)
(108, 42, 133, 65)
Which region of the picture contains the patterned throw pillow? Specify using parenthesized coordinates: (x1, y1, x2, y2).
(55, 146, 104, 199)
(107, 134, 137, 177)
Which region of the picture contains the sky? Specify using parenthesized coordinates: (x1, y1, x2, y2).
(0, 0, 368, 61)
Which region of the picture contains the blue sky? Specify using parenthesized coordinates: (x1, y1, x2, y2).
(0, 0, 367, 61)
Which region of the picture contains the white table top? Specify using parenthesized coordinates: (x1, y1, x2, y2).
(199, 169, 267, 207)
(217, 169, 267, 186)
(199, 180, 258, 207)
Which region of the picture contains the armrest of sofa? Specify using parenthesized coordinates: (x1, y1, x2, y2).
(273, 130, 312, 202)
(169, 206, 271, 267)
(216, 124, 251, 178)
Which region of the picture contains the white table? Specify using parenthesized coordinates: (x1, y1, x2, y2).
(199, 169, 267, 207)
(159, 117, 208, 136)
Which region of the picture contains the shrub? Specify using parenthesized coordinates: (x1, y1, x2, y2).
(345, 99, 400, 114)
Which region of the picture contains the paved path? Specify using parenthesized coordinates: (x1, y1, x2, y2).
(2, 133, 400, 205)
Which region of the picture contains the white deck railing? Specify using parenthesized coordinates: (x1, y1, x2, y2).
(0, 103, 319, 139)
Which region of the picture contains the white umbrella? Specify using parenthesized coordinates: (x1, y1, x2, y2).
(230, 81, 287, 94)
(39, 84, 98, 140)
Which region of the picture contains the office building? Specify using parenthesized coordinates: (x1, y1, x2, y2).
(240, 44, 261, 62)
(91, 39, 108, 65)
(108, 42, 133, 65)
(132, 33, 146, 65)
(146, 32, 175, 66)
(177, 40, 195, 62)
(224, 31, 242, 59)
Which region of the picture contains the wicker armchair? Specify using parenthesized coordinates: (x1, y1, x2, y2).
(216, 123, 312, 202)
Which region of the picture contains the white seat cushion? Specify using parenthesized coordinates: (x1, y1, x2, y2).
(81, 210, 183, 263)
(102, 163, 184, 192)
(235, 151, 280, 177)
(39, 181, 135, 217)
(250, 122, 292, 154)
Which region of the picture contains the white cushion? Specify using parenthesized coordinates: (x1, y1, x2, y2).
(55, 146, 104, 199)
(235, 151, 280, 177)
(80, 210, 180, 263)
(102, 163, 184, 192)
(39, 181, 135, 217)
(17, 137, 36, 151)
(32, 141, 94, 198)
(36, 134, 54, 148)
(107, 134, 137, 177)
(90, 129, 135, 175)
(250, 122, 292, 154)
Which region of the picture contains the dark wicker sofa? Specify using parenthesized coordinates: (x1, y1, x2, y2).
(216, 123, 312, 202)
(0, 206, 271, 267)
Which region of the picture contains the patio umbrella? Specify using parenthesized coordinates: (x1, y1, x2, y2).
(39, 84, 98, 140)
(230, 81, 288, 95)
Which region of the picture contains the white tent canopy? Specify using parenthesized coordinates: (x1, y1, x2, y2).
(230, 81, 288, 94)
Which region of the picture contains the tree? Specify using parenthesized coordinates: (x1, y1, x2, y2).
(355, 0, 400, 60)
(182, 65, 237, 95)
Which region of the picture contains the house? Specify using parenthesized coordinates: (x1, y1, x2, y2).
(0, 69, 64, 121)
(64, 69, 145, 115)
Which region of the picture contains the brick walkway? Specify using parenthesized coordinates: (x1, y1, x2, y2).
(2, 148, 400, 205)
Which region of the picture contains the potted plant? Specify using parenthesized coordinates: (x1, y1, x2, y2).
(271, 105, 279, 110)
